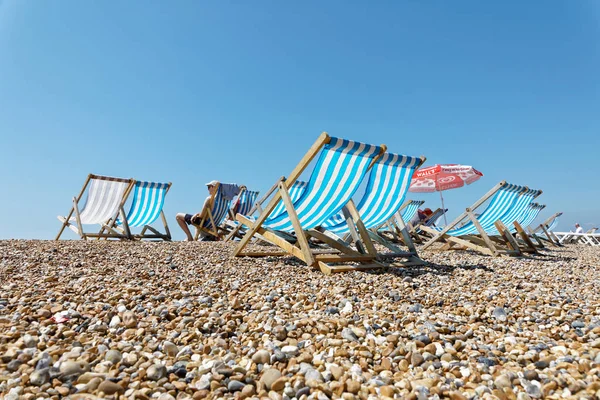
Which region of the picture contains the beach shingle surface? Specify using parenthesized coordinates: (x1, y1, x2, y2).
(0, 240, 599, 399)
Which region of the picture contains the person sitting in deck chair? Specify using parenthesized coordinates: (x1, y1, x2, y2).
(410, 208, 433, 227)
(176, 181, 243, 241)
(574, 223, 584, 234)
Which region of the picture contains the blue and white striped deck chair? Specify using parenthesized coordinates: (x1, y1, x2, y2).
(490, 189, 542, 235)
(225, 181, 306, 241)
(193, 183, 233, 240)
(531, 212, 562, 245)
(268, 181, 308, 221)
(235, 189, 260, 216)
(110, 181, 172, 241)
(234, 132, 386, 274)
(514, 203, 546, 248)
(483, 188, 542, 253)
(223, 187, 260, 240)
(56, 174, 134, 240)
(518, 203, 545, 229)
(320, 152, 425, 264)
(402, 200, 425, 224)
(421, 181, 529, 256)
(375, 199, 424, 236)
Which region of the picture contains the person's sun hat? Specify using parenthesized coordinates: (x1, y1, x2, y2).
(205, 180, 218, 187)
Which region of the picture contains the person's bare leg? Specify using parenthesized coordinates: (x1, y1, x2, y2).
(176, 213, 194, 241)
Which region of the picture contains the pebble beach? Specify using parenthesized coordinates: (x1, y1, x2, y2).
(1, 240, 599, 400)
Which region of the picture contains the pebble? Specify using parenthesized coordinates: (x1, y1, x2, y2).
(252, 349, 271, 364)
(260, 368, 282, 390)
(146, 364, 167, 381)
(228, 380, 245, 392)
(492, 306, 508, 321)
(98, 380, 124, 395)
(59, 360, 84, 376)
(30, 368, 50, 386)
(162, 341, 178, 357)
(105, 349, 122, 364)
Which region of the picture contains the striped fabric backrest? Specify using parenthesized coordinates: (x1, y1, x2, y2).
(203, 185, 232, 228)
(264, 137, 383, 232)
(322, 152, 421, 234)
(444, 183, 525, 237)
(490, 189, 541, 235)
(269, 181, 308, 220)
(77, 177, 130, 224)
(236, 189, 260, 216)
(402, 200, 425, 223)
(518, 203, 545, 228)
(123, 181, 170, 227)
(546, 215, 560, 232)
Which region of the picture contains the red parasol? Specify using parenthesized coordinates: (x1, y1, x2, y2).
(409, 164, 483, 224)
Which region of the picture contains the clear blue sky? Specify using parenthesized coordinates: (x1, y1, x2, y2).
(1, 0, 598, 240)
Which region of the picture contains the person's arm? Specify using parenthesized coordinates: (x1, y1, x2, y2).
(192, 196, 212, 222)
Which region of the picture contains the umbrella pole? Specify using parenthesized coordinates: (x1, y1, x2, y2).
(439, 191, 448, 226)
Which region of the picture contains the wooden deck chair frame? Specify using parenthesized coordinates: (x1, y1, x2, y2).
(322, 154, 427, 266)
(56, 174, 135, 240)
(225, 179, 325, 247)
(420, 181, 524, 257)
(101, 182, 173, 241)
(529, 212, 562, 246)
(233, 132, 388, 275)
(495, 190, 543, 255)
(404, 207, 445, 244)
(375, 199, 424, 242)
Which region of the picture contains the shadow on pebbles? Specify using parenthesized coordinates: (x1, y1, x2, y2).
(0, 240, 599, 399)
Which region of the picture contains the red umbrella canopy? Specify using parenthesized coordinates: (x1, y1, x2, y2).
(409, 164, 483, 193)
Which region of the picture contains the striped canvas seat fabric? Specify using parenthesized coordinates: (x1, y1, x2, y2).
(268, 181, 308, 221)
(264, 137, 382, 232)
(236, 190, 260, 216)
(119, 181, 170, 227)
(203, 185, 232, 229)
(322, 152, 421, 234)
(75, 178, 130, 224)
(518, 203, 545, 229)
(402, 200, 425, 223)
(487, 189, 542, 235)
(546, 215, 560, 232)
(437, 184, 526, 237)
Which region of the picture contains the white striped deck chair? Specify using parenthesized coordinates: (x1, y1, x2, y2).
(234, 133, 387, 274)
(320, 151, 425, 265)
(421, 181, 532, 256)
(109, 181, 172, 241)
(193, 183, 233, 240)
(56, 174, 134, 240)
